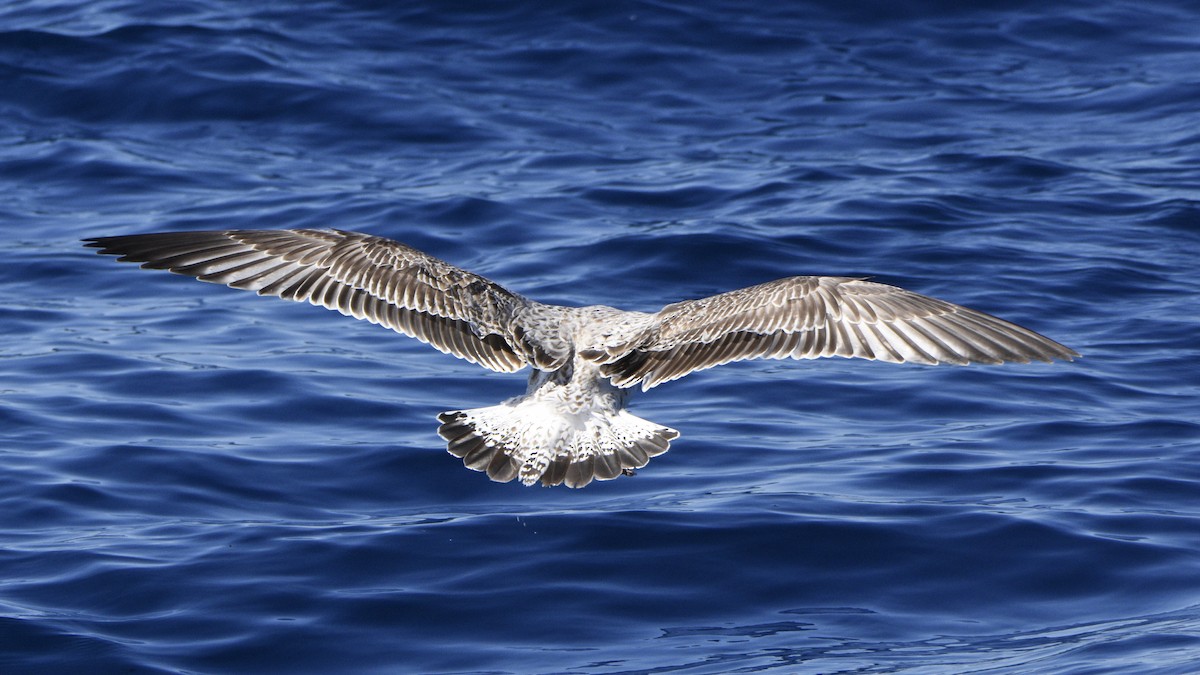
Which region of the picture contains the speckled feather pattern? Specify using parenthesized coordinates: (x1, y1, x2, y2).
(85, 229, 1077, 488)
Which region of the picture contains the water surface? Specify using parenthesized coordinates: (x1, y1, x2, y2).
(2, 1, 1199, 672)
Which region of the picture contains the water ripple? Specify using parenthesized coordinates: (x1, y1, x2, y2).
(2, 0, 1199, 672)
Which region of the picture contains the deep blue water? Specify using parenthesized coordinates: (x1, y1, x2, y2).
(3, 1, 1199, 672)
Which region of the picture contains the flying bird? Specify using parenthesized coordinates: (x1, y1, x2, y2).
(85, 229, 1077, 488)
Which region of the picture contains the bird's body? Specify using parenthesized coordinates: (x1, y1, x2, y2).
(439, 346, 676, 488)
(85, 229, 1077, 487)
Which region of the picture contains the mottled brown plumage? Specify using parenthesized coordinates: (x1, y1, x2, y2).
(86, 229, 1077, 487)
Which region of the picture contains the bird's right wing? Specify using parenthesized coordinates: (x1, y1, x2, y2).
(591, 276, 1078, 390)
(85, 229, 533, 372)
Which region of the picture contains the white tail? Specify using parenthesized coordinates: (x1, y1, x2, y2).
(437, 398, 678, 488)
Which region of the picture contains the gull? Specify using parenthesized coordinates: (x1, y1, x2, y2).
(85, 229, 1077, 488)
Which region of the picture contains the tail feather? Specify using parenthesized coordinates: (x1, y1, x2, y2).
(437, 401, 678, 488)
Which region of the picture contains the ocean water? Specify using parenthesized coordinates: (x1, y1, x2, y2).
(2, 0, 1199, 672)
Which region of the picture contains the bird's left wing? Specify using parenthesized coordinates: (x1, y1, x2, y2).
(85, 229, 530, 372)
(588, 276, 1077, 390)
